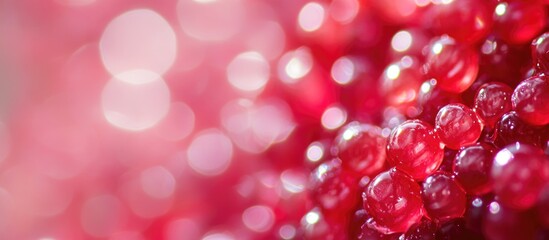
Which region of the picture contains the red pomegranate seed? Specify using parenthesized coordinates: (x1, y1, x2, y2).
(532, 32, 549, 73)
(387, 120, 444, 180)
(474, 82, 513, 128)
(333, 122, 386, 176)
(512, 75, 549, 126)
(453, 143, 495, 195)
(435, 103, 483, 150)
(309, 159, 358, 217)
(493, 1, 547, 45)
(494, 111, 549, 148)
(428, 0, 493, 44)
(492, 143, 549, 209)
(421, 172, 467, 220)
(423, 36, 479, 93)
(381, 56, 423, 109)
(363, 168, 424, 234)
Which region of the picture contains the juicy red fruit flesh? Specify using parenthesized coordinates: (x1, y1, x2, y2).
(453, 143, 495, 195)
(491, 143, 549, 209)
(435, 103, 483, 150)
(474, 82, 513, 128)
(334, 122, 386, 176)
(423, 36, 479, 93)
(532, 32, 549, 73)
(421, 172, 467, 220)
(363, 168, 424, 234)
(512, 75, 549, 126)
(310, 159, 358, 218)
(386, 120, 444, 180)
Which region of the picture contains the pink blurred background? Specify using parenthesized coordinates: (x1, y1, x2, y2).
(0, 0, 406, 238)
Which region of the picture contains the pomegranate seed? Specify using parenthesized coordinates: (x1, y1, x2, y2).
(494, 1, 547, 44)
(435, 103, 483, 150)
(310, 159, 358, 218)
(333, 122, 386, 176)
(423, 36, 479, 93)
(428, 0, 493, 44)
(453, 143, 495, 195)
(474, 82, 513, 128)
(494, 111, 549, 148)
(421, 172, 467, 220)
(363, 168, 424, 233)
(492, 143, 549, 209)
(512, 75, 549, 126)
(381, 56, 423, 109)
(532, 32, 549, 73)
(387, 120, 444, 180)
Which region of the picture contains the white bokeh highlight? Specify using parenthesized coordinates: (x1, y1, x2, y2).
(101, 70, 170, 131)
(100, 9, 177, 76)
(227, 51, 270, 93)
(321, 105, 347, 130)
(298, 2, 326, 32)
(187, 129, 234, 176)
(221, 99, 296, 153)
(242, 205, 275, 232)
(177, 0, 244, 42)
(278, 47, 314, 84)
(331, 56, 356, 85)
(391, 30, 413, 52)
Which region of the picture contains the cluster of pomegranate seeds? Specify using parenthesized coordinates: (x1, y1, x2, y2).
(4, 0, 549, 239)
(302, 1, 549, 239)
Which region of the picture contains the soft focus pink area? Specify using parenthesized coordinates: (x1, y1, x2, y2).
(0, 0, 325, 239)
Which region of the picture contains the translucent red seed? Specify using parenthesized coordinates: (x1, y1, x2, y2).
(428, 0, 493, 44)
(532, 32, 549, 73)
(421, 172, 467, 220)
(363, 168, 424, 233)
(310, 159, 358, 217)
(494, 111, 549, 148)
(493, 1, 547, 45)
(381, 56, 423, 109)
(333, 122, 386, 176)
(492, 143, 549, 209)
(453, 143, 495, 195)
(512, 75, 549, 126)
(386, 120, 444, 180)
(473, 82, 513, 128)
(435, 103, 483, 150)
(423, 37, 479, 93)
